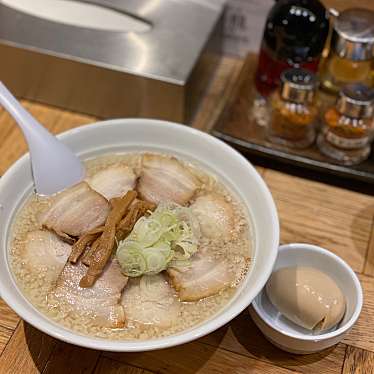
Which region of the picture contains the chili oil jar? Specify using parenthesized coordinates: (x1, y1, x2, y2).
(267, 68, 318, 148)
(317, 84, 374, 165)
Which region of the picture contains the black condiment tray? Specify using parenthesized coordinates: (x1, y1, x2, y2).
(212, 55, 374, 184)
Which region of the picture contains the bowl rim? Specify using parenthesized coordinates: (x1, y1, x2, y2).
(0, 118, 280, 351)
(252, 242, 363, 342)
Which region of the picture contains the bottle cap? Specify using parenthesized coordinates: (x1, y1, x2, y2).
(280, 68, 317, 104)
(337, 84, 374, 118)
(331, 8, 374, 61)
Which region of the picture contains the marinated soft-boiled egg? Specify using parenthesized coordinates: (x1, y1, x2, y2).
(266, 266, 346, 332)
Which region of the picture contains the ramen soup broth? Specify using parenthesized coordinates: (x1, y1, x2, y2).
(9, 153, 253, 340)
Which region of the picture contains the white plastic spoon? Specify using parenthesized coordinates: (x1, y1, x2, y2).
(0, 82, 85, 195)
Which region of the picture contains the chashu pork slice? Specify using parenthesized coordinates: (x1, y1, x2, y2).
(48, 259, 127, 328)
(121, 274, 180, 328)
(137, 155, 199, 205)
(40, 182, 109, 239)
(88, 165, 137, 200)
(167, 254, 235, 301)
(22, 230, 71, 280)
(191, 193, 234, 240)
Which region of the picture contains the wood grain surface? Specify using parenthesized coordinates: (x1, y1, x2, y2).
(342, 346, 374, 374)
(0, 53, 373, 374)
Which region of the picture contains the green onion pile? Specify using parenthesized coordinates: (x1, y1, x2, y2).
(116, 203, 200, 277)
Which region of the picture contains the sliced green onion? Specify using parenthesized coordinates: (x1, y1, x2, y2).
(169, 258, 192, 269)
(116, 203, 200, 277)
(131, 217, 163, 247)
(116, 242, 146, 277)
(142, 248, 168, 274)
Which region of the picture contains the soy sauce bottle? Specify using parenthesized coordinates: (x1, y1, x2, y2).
(255, 0, 329, 97)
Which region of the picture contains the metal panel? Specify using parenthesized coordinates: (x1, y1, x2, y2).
(0, 0, 223, 122)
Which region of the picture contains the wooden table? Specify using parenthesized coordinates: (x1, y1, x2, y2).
(0, 56, 373, 374)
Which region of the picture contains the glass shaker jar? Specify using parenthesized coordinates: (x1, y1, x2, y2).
(267, 68, 318, 148)
(320, 8, 374, 95)
(317, 84, 374, 165)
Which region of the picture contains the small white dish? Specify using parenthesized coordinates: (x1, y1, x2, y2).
(249, 243, 363, 354)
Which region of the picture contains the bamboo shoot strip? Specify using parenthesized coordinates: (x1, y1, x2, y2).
(79, 190, 137, 287)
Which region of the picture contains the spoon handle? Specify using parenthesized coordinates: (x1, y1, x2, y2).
(0, 82, 84, 195)
(0, 81, 51, 142)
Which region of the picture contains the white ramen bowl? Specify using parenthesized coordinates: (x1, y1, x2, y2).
(0, 119, 279, 352)
(249, 243, 363, 354)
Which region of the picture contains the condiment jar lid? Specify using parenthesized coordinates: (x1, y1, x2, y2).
(280, 68, 317, 104)
(331, 8, 374, 61)
(337, 84, 374, 118)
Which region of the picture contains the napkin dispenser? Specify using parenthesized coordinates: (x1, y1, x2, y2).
(0, 0, 224, 123)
